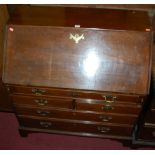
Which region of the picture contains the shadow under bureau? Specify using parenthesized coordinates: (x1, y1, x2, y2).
(2, 7, 152, 140)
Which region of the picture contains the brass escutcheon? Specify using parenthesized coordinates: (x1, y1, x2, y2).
(69, 33, 84, 44)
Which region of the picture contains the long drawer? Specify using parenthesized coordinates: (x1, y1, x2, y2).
(12, 95, 141, 115)
(15, 106, 137, 125)
(7, 85, 143, 103)
(18, 116, 133, 137)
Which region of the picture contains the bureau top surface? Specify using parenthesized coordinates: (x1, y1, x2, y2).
(8, 5, 151, 31)
(3, 25, 151, 95)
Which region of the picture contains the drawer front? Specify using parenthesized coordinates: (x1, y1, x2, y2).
(18, 116, 133, 137)
(12, 95, 73, 109)
(7, 85, 143, 103)
(15, 106, 137, 125)
(76, 101, 141, 115)
(12, 95, 141, 115)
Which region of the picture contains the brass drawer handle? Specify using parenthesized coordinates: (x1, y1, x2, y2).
(32, 88, 46, 95)
(37, 110, 50, 116)
(102, 105, 114, 111)
(97, 126, 111, 133)
(40, 121, 52, 128)
(99, 115, 112, 122)
(34, 99, 48, 106)
(102, 95, 116, 104)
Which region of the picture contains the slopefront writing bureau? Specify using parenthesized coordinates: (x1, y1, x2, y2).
(2, 6, 152, 140)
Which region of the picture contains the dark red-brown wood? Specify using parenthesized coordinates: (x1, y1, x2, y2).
(7, 5, 151, 31)
(7, 85, 144, 103)
(15, 106, 137, 125)
(76, 101, 141, 115)
(3, 25, 151, 95)
(18, 115, 133, 137)
(12, 95, 73, 109)
(3, 6, 152, 141)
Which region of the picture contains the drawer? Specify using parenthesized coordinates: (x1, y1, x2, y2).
(76, 99, 141, 115)
(12, 95, 141, 115)
(12, 95, 73, 109)
(15, 106, 137, 125)
(18, 116, 133, 137)
(7, 85, 143, 103)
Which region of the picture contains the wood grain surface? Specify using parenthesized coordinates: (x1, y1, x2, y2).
(3, 25, 151, 95)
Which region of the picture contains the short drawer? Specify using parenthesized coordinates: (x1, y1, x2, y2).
(6, 85, 143, 103)
(18, 116, 133, 137)
(76, 100, 141, 115)
(12, 95, 73, 109)
(15, 106, 137, 125)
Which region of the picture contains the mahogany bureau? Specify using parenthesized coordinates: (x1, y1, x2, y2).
(2, 6, 152, 140)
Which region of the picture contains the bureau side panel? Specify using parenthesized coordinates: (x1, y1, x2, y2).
(0, 5, 13, 111)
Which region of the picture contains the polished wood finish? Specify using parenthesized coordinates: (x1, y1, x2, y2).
(137, 13, 155, 146)
(11, 94, 141, 115)
(3, 25, 151, 94)
(15, 106, 137, 125)
(8, 4, 155, 13)
(7, 85, 144, 103)
(36, 4, 155, 11)
(12, 95, 73, 109)
(0, 5, 13, 111)
(7, 5, 151, 31)
(76, 101, 141, 115)
(18, 116, 133, 137)
(3, 6, 152, 141)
